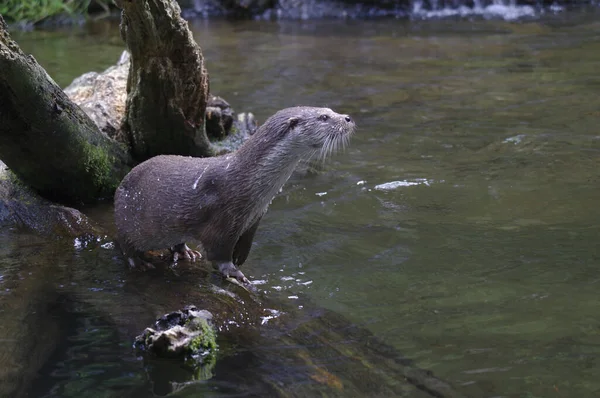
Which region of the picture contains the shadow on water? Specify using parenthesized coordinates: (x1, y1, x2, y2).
(4, 8, 600, 397)
(0, 231, 463, 397)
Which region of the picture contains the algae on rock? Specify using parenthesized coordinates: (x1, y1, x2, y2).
(134, 305, 218, 369)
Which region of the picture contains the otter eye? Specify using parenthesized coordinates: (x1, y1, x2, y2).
(319, 114, 329, 122)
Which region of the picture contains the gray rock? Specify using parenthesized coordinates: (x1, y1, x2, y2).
(134, 305, 217, 393)
(64, 51, 130, 141)
(64, 51, 253, 154)
(180, 0, 274, 18)
(135, 305, 216, 359)
(205, 95, 234, 140)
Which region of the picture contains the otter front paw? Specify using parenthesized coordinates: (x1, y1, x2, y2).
(218, 262, 250, 284)
(170, 243, 202, 262)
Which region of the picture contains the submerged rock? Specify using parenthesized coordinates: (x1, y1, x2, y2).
(135, 305, 217, 381)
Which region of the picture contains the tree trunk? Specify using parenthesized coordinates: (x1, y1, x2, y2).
(0, 16, 132, 205)
(116, 0, 212, 161)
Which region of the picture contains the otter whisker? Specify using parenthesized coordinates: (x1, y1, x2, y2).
(342, 134, 351, 150)
(317, 135, 333, 162)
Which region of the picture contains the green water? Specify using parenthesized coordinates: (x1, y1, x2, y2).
(4, 10, 600, 397)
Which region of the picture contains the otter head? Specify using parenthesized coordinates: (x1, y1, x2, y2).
(268, 106, 355, 160)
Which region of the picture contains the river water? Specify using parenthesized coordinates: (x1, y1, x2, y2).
(4, 9, 600, 397)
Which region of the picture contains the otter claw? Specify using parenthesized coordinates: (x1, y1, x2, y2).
(227, 269, 250, 285)
(218, 262, 250, 285)
(171, 244, 202, 263)
(232, 271, 250, 285)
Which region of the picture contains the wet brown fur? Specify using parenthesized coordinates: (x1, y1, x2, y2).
(114, 106, 355, 282)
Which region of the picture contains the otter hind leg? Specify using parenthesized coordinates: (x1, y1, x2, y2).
(218, 262, 249, 285)
(207, 240, 250, 285)
(170, 243, 202, 262)
(232, 218, 261, 267)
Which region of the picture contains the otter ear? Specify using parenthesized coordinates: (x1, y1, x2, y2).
(287, 117, 300, 130)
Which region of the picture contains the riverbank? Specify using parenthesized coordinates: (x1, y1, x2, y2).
(2, 0, 599, 29)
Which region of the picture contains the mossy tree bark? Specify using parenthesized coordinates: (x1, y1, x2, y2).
(0, 16, 132, 205)
(115, 0, 212, 161)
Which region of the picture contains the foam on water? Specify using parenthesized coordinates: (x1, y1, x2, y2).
(410, 0, 542, 21)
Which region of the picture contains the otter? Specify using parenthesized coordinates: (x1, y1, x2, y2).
(114, 106, 355, 284)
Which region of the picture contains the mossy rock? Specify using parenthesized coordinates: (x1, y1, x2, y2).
(134, 305, 217, 374)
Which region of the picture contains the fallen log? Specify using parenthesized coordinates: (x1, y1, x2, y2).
(0, 15, 132, 205)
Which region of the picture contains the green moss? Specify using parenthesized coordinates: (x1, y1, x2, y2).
(3, 170, 39, 205)
(0, 0, 90, 24)
(82, 142, 115, 192)
(183, 318, 218, 379)
(187, 318, 218, 355)
(190, 357, 216, 381)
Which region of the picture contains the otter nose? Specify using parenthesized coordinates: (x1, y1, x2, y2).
(344, 115, 352, 123)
